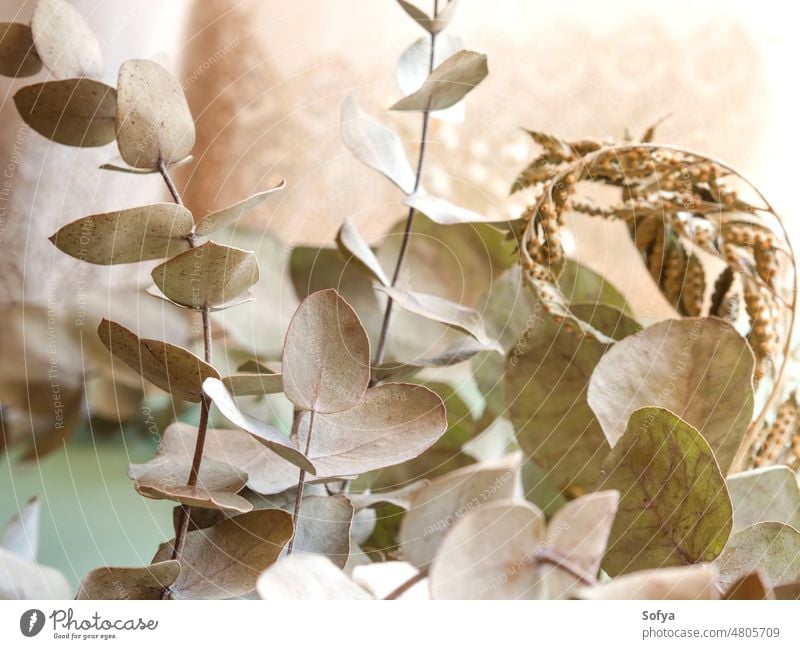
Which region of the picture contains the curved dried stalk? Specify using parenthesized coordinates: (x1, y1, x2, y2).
(517, 142, 797, 474)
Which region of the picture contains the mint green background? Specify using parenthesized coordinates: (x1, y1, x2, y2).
(0, 433, 173, 591)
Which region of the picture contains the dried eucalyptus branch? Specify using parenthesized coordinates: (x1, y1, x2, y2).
(372, 0, 441, 371)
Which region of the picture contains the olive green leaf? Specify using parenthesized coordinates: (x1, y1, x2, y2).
(14, 79, 117, 147)
(399, 452, 521, 569)
(292, 382, 447, 478)
(129, 455, 251, 514)
(76, 562, 180, 600)
(257, 554, 372, 600)
(341, 96, 416, 194)
(540, 490, 620, 599)
(97, 319, 218, 403)
(336, 218, 390, 286)
(237, 359, 277, 374)
(282, 289, 371, 414)
(396, 0, 459, 35)
(727, 466, 800, 533)
(390, 50, 487, 112)
(0, 547, 73, 599)
(31, 0, 102, 79)
(558, 258, 632, 316)
(505, 313, 612, 490)
(599, 407, 733, 576)
(396, 34, 465, 122)
(377, 285, 500, 351)
(154, 509, 293, 599)
(116, 58, 195, 169)
(0, 497, 40, 563)
(151, 241, 259, 310)
(0, 23, 42, 77)
(716, 522, 800, 591)
(568, 303, 641, 340)
(284, 495, 353, 568)
(49, 203, 193, 265)
(221, 372, 283, 397)
(193, 180, 286, 237)
(577, 565, 720, 600)
(202, 378, 314, 473)
(430, 501, 547, 599)
(724, 571, 773, 600)
(588, 318, 755, 471)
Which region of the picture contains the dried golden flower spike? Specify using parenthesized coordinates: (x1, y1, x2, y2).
(750, 392, 797, 468)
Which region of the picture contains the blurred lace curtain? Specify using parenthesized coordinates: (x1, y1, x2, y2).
(1, 0, 797, 316)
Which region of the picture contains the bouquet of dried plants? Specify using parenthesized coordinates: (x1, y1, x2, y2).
(1, 0, 799, 601)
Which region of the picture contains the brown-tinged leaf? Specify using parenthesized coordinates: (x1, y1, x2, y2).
(193, 181, 286, 237)
(723, 571, 774, 600)
(404, 193, 505, 225)
(715, 522, 800, 591)
(76, 561, 180, 600)
(726, 466, 800, 533)
(49, 203, 193, 265)
(429, 500, 547, 599)
(0, 547, 72, 599)
(282, 289, 370, 414)
(221, 373, 283, 397)
(396, 34, 465, 123)
(600, 407, 733, 576)
(390, 50, 487, 112)
(341, 96, 415, 194)
(202, 378, 314, 473)
(336, 218, 390, 286)
(294, 382, 447, 477)
(154, 509, 293, 599)
(396, 0, 459, 34)
(285, 495, 353, 568)
(31, 0, 102, 79)
(116, 58, 195, 169)
(588, 318, 755, 471)
(359, 381, 474, 490)
(577, 565, 720, 600)
(374, 337, 490, 382)
(540, 491, 619, 598)
(14, 79, 116, 147)
(149, 422, 300, 497)
(151, 241, 259, 309)
(568, 303, 641, 340)
(505, 313, 612, 490)
(0, 497, 40, 563)
(257, 554, 372, 600)
(773, 582, 800, 600)
(377, 285, 499, 350)
(0, 23, 42, 77)
(98, 319, 218, 402)
(129, 456, 251, 514)
(399, 453, 521, 569)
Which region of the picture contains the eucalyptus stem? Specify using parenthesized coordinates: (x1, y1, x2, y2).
(156, 157, 214, 571)
(383, 571, 426, 600)
(287, 409, 315, 555)
(371, 0, 440, 376)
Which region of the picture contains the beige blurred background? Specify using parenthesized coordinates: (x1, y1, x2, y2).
(0, 0, 798, 584)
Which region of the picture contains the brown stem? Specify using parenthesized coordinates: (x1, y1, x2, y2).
(155, 158, 215, 595)
(383, 571, 426, 600)
(287, 409, 315, 555)
(371, 0, 440, 379)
